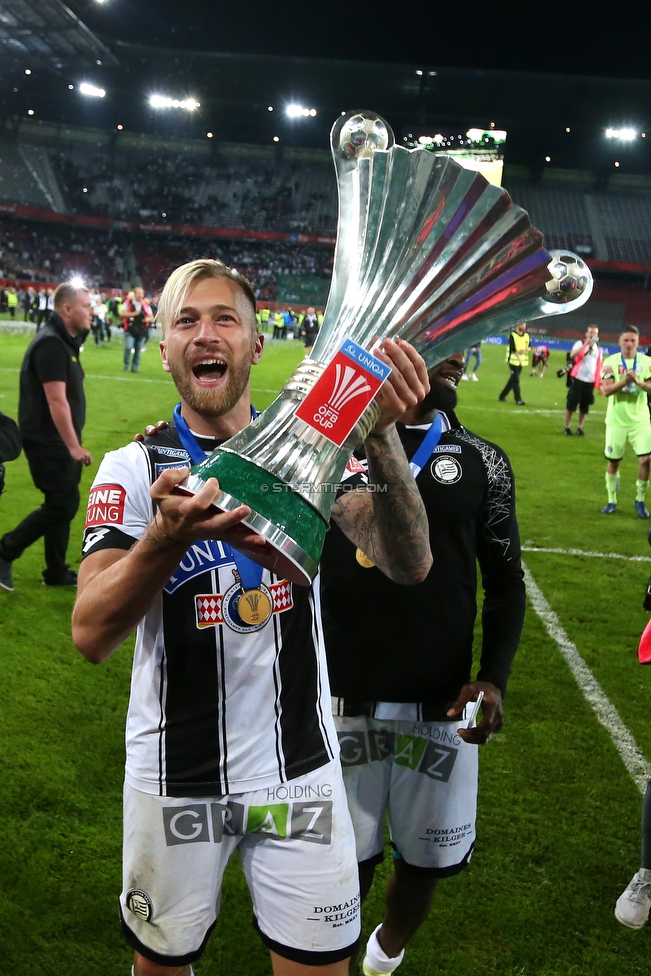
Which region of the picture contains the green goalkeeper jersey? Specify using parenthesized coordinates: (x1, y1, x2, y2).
(602, 352, 651, 427)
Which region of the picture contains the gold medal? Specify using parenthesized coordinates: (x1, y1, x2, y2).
(237, 588, 273, 625)
(355, 548, 375, 569)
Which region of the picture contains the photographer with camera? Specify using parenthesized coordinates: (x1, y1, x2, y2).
(562, 325, 602, 436)
(121, 286, 152, 374)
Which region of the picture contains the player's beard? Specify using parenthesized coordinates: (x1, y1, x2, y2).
(168, 355, 252, 418)
(419, 376, 458, 416)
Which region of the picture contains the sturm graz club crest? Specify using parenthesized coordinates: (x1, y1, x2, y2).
(431, 456, 462, 485)
(126, 888, 153, 922)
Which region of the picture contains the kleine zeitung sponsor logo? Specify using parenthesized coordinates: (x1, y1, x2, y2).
(85, 483, 126, 527)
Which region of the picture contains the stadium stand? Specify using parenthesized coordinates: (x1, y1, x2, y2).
(47, 144, 337, 235)
(504, 182, 594, 254)
(0, 139, 54, 209)
(0, 215, 332, 299)
(2, 121, 651, 323)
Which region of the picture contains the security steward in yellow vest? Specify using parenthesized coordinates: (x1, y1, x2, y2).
(499, 322, 530, 405)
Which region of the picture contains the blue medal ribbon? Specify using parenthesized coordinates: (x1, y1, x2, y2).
(408, 413, 445, 478)
(172, 402, 263, 592)
(621, 353, 639, 393)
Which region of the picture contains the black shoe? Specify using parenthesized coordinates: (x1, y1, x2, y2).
(42, 570, 78, 587)
(576, 428, 585, 436)
(0, 556, 14, 592)
(498, 396, 507, 402)
(516, 400, 526, 406)
(564, 427, 572, 435)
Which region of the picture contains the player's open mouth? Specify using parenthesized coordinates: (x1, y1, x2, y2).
(440, 371, 461, 389)
(191, 359, 228, 385)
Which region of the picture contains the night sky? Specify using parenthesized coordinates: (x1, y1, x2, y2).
(67, 0, 651, 81)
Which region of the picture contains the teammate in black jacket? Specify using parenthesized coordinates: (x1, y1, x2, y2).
(320, 350, 526, 976)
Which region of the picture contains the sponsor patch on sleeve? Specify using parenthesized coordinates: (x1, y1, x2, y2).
(345, 455, 366, 474)
(85, 483, 127, 528)
(340, 453, 369, 484)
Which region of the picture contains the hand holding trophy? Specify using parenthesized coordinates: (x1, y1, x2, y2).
(175, 111, 593, 585)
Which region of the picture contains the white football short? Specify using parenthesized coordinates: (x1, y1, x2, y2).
(120, 759, 360, 967)
(335, 715, 478, 874)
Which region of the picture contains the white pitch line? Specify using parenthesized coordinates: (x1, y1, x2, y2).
(523, 562, 650, 794)
(459, 404, 606, 417)
(523, 545, 651, 563)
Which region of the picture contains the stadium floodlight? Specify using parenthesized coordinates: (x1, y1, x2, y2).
(25, 69, 31, 75)
(605, 127, 637, 140)
(69, 275, 86, 288)
(80, 82, 106, 98)
(149, 95, 200, 111)
(285, 104, 317, 118)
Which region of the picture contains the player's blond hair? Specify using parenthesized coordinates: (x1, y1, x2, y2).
(157, 259, 257, 334)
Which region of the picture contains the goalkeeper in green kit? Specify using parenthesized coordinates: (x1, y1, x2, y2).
(601, 326, 651, 518)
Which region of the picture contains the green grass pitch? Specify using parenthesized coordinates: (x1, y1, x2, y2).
(2, 328, 651, 975)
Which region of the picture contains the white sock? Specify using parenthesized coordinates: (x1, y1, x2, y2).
(364, 924, 405, 974)
(131, 968, 195, 976)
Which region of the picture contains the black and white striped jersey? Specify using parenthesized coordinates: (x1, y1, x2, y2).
(82, 422, 338, 797)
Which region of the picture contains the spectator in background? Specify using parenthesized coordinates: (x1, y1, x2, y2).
(258, 307, 271, 331)
(564, 325, 602, 436)
(35, 288, 53, 331)
(0, 282, 92, 591)
(530, 344, 549, 378)
(272, 309, 285, 339)
(498, 322, 530, 406)
(121, 286, 152, 373)
(301, 306, 321, 357)
(22, 287, 35, 323)
(7, 287, 18, 319)
(90, 290, 108, 346)
(462, 341, 482, 381)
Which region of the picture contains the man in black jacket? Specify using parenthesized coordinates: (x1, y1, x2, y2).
(320, 351, 526, 976)
(0, 410, 22, 508)
(0, 282, 92, 592)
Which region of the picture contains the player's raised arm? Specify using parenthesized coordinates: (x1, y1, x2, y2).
(331, 338, 432, 585)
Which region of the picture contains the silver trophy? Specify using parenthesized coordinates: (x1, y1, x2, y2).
(179, 111, 592, 585)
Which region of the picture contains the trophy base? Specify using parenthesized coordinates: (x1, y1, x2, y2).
(172, 449, 327, 587)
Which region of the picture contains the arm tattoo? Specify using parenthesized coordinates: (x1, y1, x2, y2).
(331, 426, 432, 584)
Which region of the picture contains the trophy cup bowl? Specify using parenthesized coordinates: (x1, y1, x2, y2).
(175, 111, 593, 586)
